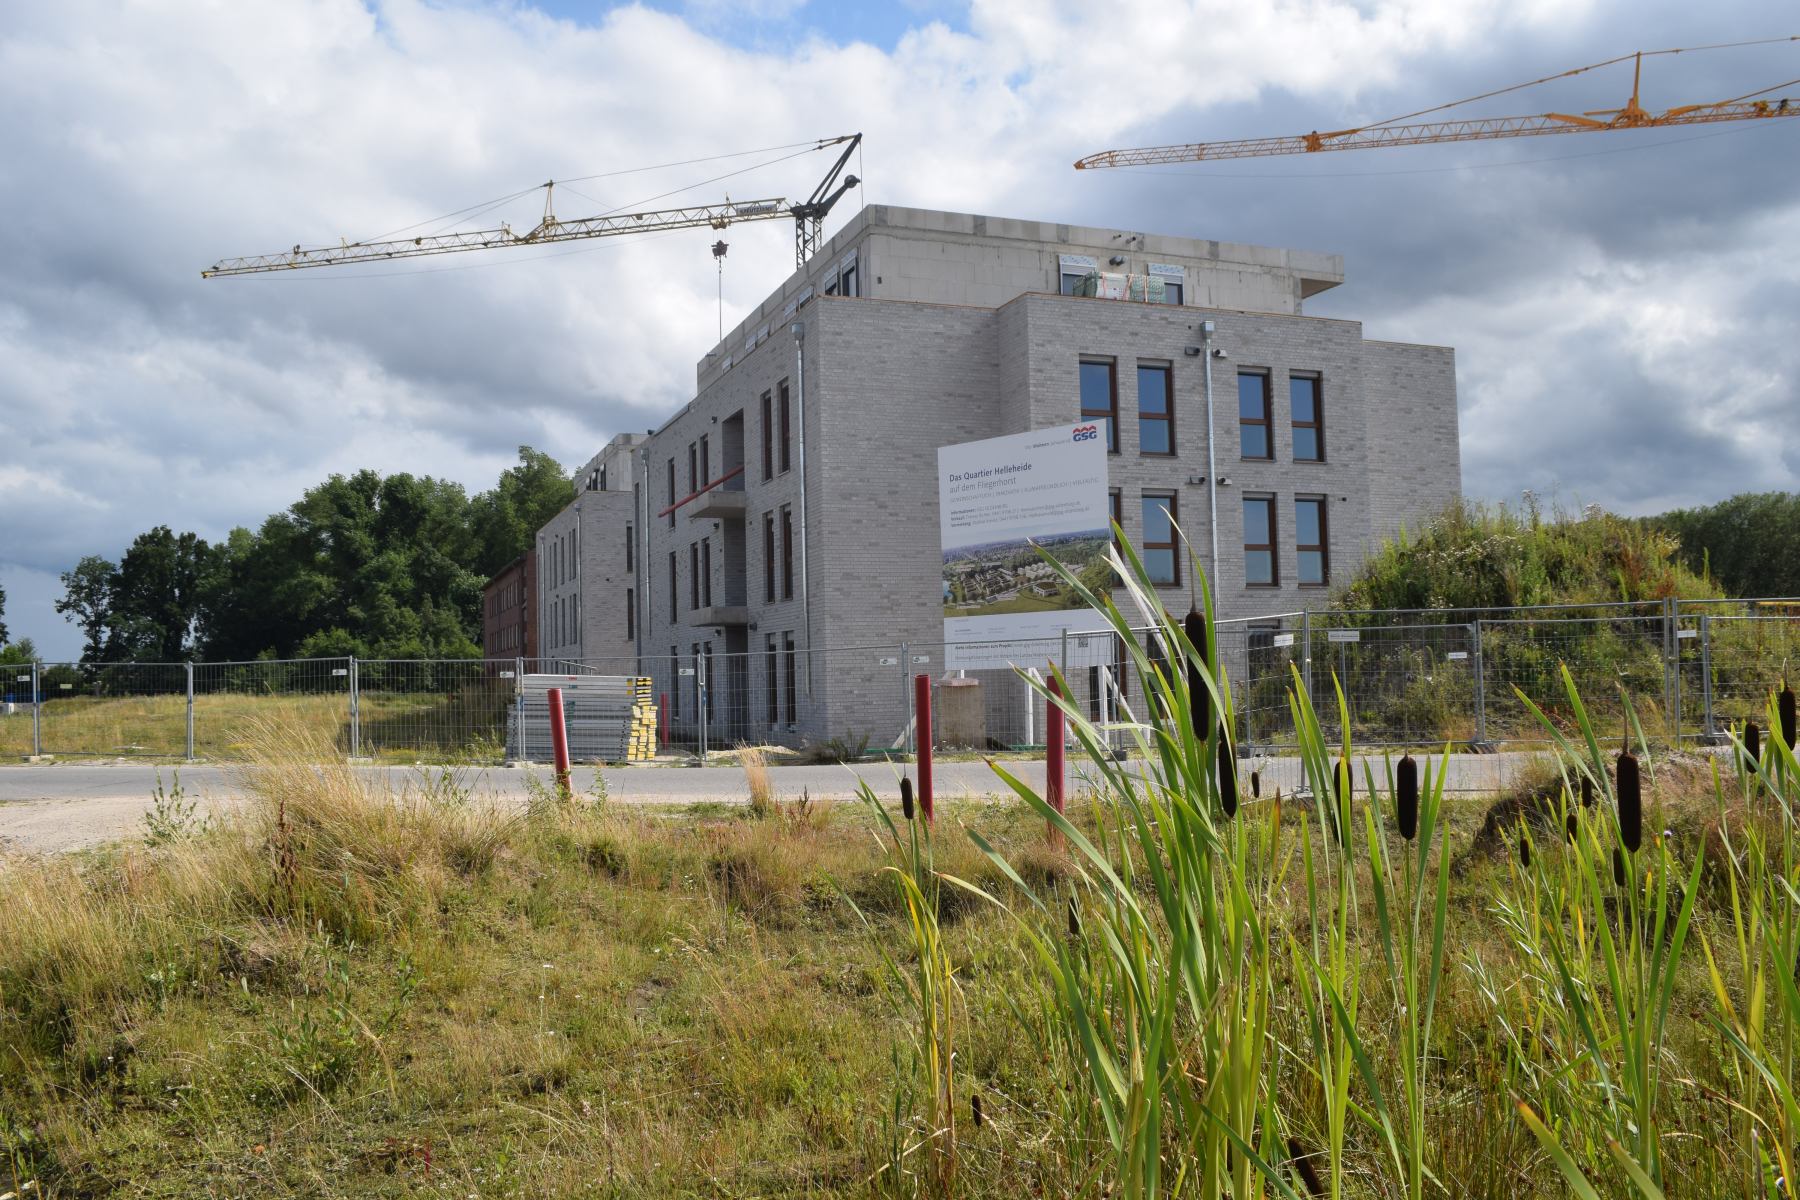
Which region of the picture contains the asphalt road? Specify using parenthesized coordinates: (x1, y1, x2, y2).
(0, 752, 1529, 855)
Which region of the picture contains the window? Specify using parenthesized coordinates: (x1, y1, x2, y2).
(1296, 497, 1328, 586)
(784, 632, 797, 725)
(690, 544, 700, 610)
(1239, 373, 1272, 459)
(1080, 359, 1118, 453)
(668, 554, 678, 621)
(764, 513, 777, 602)
(761, 392, 773, 480)
(688, 443, 698, 495)
(626, 589, 634, 640)
(700, 537, 713, 608)
(1162, 280, 1184, 305)
(1137, 364, 1173, 455)
(766, 633, 779, 724)
(1059, 254, 1096, 295)
(840, 260, 857, 297)
(781, 507, 795, 600)
(1109, 489, 1123, 563)
(1291, 375, 1323, 461)
(667, 459, 677, 528)
(625, 525, 634, 573)
(1244, 496, 1277, 586)
(779, 381, 792, 473)
(1142, 494, 1179, 586)
(1149, 264, 1184, 306)
(598, 465, 606, 491)
(699, 436, 710, 487)
(669, 646, 679, 719)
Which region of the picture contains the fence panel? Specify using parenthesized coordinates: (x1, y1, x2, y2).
(192, 658, 351, 758)
(1478, 615, 1670, 745)
(1705, 616, 1800, 733)
(9, 662, 194, 757)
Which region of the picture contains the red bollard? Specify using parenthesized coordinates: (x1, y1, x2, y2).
(914, 673, 934, 823)
(547, 686, 572, 798)
(1046, 674, 1065, 832)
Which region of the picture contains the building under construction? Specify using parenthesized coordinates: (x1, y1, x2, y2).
(536, 203, 1459, 748)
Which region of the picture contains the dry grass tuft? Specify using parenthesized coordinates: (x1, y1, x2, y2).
(739, 743, 777, 818)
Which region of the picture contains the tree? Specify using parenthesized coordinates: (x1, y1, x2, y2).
(55, 556, 116, 661)
(470, 447, 575, 577)
(106, 527, 221, 661)
(1654, 492, 1800, 599)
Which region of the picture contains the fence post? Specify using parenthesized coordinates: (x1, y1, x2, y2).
(1472, 621, 1487, 748)
(31, 660, 41, 758)
(1664, 595, 1678, 744)
(1701, 614, 1716, 740)
(697, 654, 708, 762)
(914, 673, 934, 822)
(1046, 674, 1065, 831)
(348, 656, 361, 759)
(515, 656, 526, 762)
(547, 686, 572, 797)
(185, 661, 195, 761)
(1301, 610, 1313, 700)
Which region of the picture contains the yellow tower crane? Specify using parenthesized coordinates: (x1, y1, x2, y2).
(1073, 41, 1797, 170)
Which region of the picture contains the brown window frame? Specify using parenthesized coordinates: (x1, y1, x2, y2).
(1141, 492, 1180, 588)
(626, 588, 634, 641)
(1080, 358, 1118, 454)
(666, 459, 677, 528)
(699, 435, 710, 487)
(761, 391, 774, 480)
(766, 633, 780, 724)
(778, 381, 792, 474)
(783, 631, 798, 725)
(1296, 495, 1329, 586)
(1291, 373, 1324, 462)
(781, 507, 795, 600)
(700, 537, 712, 608)
(689, 543, 700, 610)
(1243, 495, 1278, 587)
(669, 644, 680, 719)
(1137, 363, 1174, 457)
(668, 553, 678, 621)
(688, 443, 698, 495)
(1238, 371, 1273, 460)
(625, 524, 633, 573)
(764, 512, 777, 602)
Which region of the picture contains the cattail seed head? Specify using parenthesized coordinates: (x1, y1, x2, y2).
(1616, 751, 1642, 854)
(970, 1093, 984, 1127)
(901, 777, 914, 821)
(1219, 740, 1238, 818)
(1782, 685, 1797, 751)
(1251, 769, 1261, 799)
(1396, 755, 1419, 841)
(1613, 847, 1627, 888)
(1288, 1137, 1327, 1198)
(1067, 895, 1081, 939)
(1332, 758, 1349, 843)
(1580, 776, 1593, 808)
(1519, 830, 1532, 869)
(1746, 721, 1762, 763)
(1184, 610, 1210, 742)
(1565, 811, 1578, 844)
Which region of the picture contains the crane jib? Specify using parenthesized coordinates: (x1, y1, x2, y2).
(1073, 98, 1798, 169)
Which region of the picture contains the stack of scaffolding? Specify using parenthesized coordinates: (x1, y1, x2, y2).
(506, 674, 657, 764)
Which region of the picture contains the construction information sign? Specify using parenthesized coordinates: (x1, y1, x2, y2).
(939, 422, 1110, 669)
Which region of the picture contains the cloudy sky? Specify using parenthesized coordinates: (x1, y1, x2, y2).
(3, 0, 1797, 656)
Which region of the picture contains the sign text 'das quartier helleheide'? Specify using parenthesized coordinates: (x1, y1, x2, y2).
(938, 422, 1110, 670)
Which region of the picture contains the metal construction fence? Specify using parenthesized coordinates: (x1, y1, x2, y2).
(3, 597, 1796, 761)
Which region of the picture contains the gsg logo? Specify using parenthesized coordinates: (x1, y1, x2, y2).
(1073, 425, 1099, 442)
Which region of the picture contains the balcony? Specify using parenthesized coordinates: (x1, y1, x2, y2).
(688, 605, 750, 628)
(687, 490, 748, 521)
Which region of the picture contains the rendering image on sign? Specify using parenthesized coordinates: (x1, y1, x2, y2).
(938, 422, 1110, 666)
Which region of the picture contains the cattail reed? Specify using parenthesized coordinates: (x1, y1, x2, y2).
(1067, 895, 1081, 939)
(1251, 769, 1261, 799)
(1565, 811, 1578, 844)
(1613, 847, 1628, 888)
(1519, 829, 1532, 869)
(1580, 776, 1593, 808)
(1219, 739, 1238, 817)
(970, 1093, 984, 1127)
(1287, 1136, 1327, 1198)
(901, 777, 915, 821)
(1746, 721, 1762, 763)
(1185, 609, 1209, 737)
(1396, 754, 1419, 840)
(1616, 751, 1642, 854)
(1782, 684, 1797, 750)
(1332, 758, 1349, 843)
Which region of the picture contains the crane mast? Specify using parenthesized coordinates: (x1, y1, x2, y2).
(205, 134, 862, 278)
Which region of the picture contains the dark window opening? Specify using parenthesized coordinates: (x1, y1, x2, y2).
(1137, 364, 1173, 455)
(779, 381, 792, 473)
(1239, 373, 1272, 459)
(1142, 494, 1179, 587)
(764, 513, 777, 602)
(626, 588, 634, 640)
(1080, 359, 1118, 454)
(667, 459, 677, 528)
(766, 634, 779, 725)
(781, 508, 795, 600)
(668, 554, 678, 622)
(1296, 497, 1328, 586)
(625, 525, 634, 573)
(1244, 496, 1277, 586)
(689, 543, 700, 610)
(1291, 375, 1323, 461)
(784, 632, 797, 726)
(761, 392, 773, 480)
(700, 538, 712, 608)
